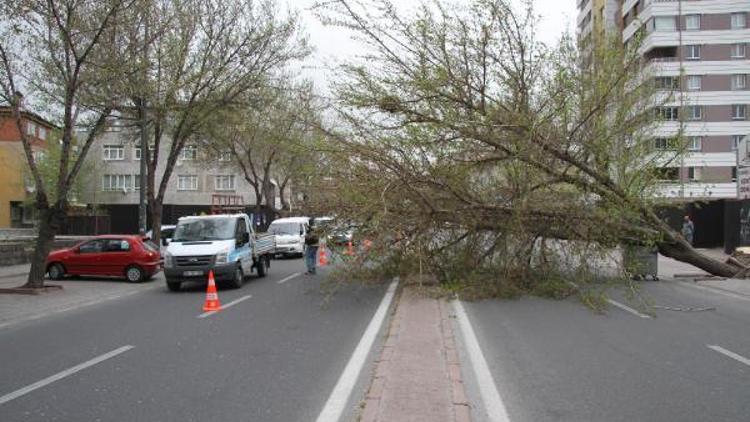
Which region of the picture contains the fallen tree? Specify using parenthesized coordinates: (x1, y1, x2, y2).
(311, 0, 744, 284)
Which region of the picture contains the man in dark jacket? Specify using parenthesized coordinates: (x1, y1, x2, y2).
(304, 224, 320, 274)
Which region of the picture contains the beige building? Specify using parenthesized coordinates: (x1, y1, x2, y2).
(579, 0, 750, 199)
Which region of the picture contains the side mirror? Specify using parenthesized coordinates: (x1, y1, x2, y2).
(300, 229, 304, 236)
(242, 232, 250, 244)
(74, 247, 81, 254)
(161, 238, 168, 246)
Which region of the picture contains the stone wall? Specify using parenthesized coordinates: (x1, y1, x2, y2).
(0, 239, 81, 266)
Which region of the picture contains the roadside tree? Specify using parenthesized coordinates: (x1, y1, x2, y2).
(112, 0, 310, 244)
(0, 0, 134, 288)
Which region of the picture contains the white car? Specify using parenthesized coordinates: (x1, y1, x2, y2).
(268, 217, 310, 258)
(145, 225, 176, 254)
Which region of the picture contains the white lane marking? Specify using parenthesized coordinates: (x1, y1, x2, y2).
(197, 295, 253, 319)
(0, 345, 134, 405)
(678, 282, 750, 303)
(315, 279, 398, 422)
(707, 345, 750, 367)
(607, 299, 652, 319)
(453, 300, 511, 422)
(277, 272, 302, 284)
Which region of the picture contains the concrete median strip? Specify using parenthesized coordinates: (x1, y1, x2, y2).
(358, 288, 473, 422)
(0, 345, 135, 405)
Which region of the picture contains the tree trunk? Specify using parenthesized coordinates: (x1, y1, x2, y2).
(23, 207, 64, 289)
(149, 201, 164, 246)
(658, 239, 742, 278)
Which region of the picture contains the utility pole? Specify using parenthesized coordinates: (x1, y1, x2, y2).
(138, 99, 148, 235)
(138, 13, 150, 236)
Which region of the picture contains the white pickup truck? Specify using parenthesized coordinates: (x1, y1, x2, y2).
(163, 213, 275, 291)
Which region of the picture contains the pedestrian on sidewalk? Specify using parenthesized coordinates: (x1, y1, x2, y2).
(304, 223, 320, 275)
(682, 215, 695, 246)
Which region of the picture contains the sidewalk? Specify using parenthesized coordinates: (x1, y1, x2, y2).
(0, 271, 160, 329)
(360, 288, 470, 422)
(0, 263, 31, 279)
(659, 249, 750, 298)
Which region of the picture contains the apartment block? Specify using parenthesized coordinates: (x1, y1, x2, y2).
(78, 124, 282, 233)
(579, 0, 750, 199)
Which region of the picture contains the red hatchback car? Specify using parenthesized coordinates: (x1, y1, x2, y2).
(46, 235, 162, 282)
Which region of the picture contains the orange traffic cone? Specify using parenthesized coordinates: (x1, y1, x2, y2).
(344, 241, 354, 256)
(318, 245, 328, 267)
(202, 270, 222, 312)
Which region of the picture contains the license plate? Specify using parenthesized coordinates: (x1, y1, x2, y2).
(183, 270, 203, 277)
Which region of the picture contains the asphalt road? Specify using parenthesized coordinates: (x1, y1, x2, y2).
(0, 258, 388, 422)
(459, 280, 750, 422)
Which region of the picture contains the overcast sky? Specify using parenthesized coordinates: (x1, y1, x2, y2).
(291, 0, 577, 93)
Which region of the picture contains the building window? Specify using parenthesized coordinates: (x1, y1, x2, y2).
(654, 167, 679, 181)
(685, 14, 701, 31)
(731, 74, 747, 90)
(686, 75, 702, 91)
(685, 45, 701, 60)
(102, 175, 133, 191)
(134, 143, 155, 160)
(688, 167, 701, 182)
(732, 104, 747, 120)
(654, 137, 678, 150)
(734, 135, 747, 150)
(731, 43, 746, 59)
(687, 136, 702, 151)
(215, 175, 235, 191)
(655, 76, 679, 90)
(178, 175, 198, 191)
(25, 122, 36, 136)
(687, 106, 702, 121)
(133, 175, 141, 191)
(179, 145, 197, 161)
(653, 16, 676, 31)
(103, 145, 125, 161)
(218, 151, 232, 162)
(731, 13, 746, 29)
(38, 127, 47, 140)
(733, 166, 738, 183)
(655, 107, 679, 121)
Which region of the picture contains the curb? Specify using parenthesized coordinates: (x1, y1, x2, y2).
(439, 299, 472, 422)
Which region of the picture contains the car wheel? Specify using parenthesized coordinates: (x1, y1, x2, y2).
(166, 280, 181, 292)
(48, 263, 65, 280)
(228, 266, 244, 289)
(257, 257, 268, 277)
(125, 265, 145, 283)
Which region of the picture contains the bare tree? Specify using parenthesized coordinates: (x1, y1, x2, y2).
(0, 0, 134, 288)
(111, 0, 310, 244)
(311, 0, 742, 286)
(205, 82, 321, 221)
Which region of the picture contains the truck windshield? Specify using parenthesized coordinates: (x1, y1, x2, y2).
(172, 218, 237, 241)
(269, 223, 301, 236)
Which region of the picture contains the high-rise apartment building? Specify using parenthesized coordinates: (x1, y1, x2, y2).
(578, 0, 750, 199)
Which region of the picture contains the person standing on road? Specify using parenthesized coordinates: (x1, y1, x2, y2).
(682, 215, 695, 246)
(304, 224, 320, 275)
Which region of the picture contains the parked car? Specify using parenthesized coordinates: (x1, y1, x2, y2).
(163, 213, 276, 291)
(268, 216, 310, 258)
(46, 235, 162, 282)
(145, 225, 176, 254)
